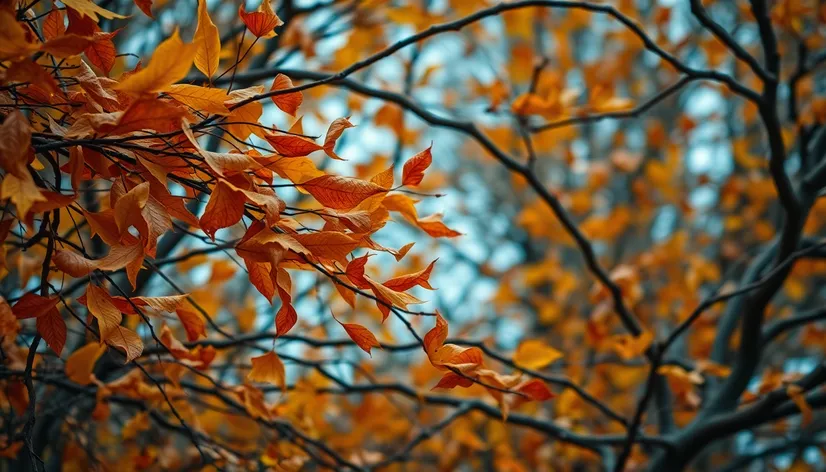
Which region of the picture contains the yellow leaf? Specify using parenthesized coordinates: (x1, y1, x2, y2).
(65, 343, 106, 385)
(61, 0, 126, 21)
(194, 0, 221, 78)
(513, 340, 563, 370)
(115, 29, 197, 94)
(248, 351, 285, 388)
(610, 331, 653, 360)
(166, 84, 230, 115)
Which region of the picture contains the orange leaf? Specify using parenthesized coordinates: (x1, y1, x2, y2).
(301, 175, 386, 210)
(166, 84, 229, 115)
(248, 351, 285, 388)
(86, 285, 122, 342)
(245, 259, 275, 301)
(193, 0, 220, 78)
(85, 31, 119, 75)
(238, 1, 283, 38)
(40, 34, 95, 58)
(42, 9, 65, 41)
(402, 145, 432, 187)
(432, 372, 473, 390)
(61, 0, 125, 21)
(65, 342, 107, 385)
(265, 131, 323, 157)
(345, 253, 372, 289)
(105, 325, 143, 362)
(336, 318, 380, 356)
(323, 117, 354, 160)
(199, 180, 245, 239)
(275, 303, 297, 336)
(416, 214, 462, 238)
(423, 312, 449, 358)
(54, 244, 143, 281)
(370, 166, 394, 190)
(92, 98, 187, 136)
(292, 231, 360, 264)
(383, 259, 437, 292)
(270, 74, 302, 116)
(115, 29, 196, 93)
(0, 10, 38, 61)
(176, 308, 206, 342)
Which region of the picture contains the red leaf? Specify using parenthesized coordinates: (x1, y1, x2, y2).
(134, 0, 153, 18)
(37, 309, 66, 355)
(11, 294, 59, 319)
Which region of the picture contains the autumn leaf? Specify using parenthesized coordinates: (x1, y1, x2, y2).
(292, 231, 360, 264)
(42, 9, 65, 41)
(402, 145, 433, 187)
(166, 85, 230, 115)
(239, 0, 283, 38)
(115, 29, 197, 94)
(248, 351, 286, 388)
(105, 325, 144, 363)
(275, 303, 297, 336)
(0, 10, 38, 60)
(383, 259, 437, 292)
(270, 74, 302, 116)
(265, 131, 324, 157)
(0, 111, 32, 179)
(65, 343, 107, 385)
(37, 309, 66, 355)
(134, 0, 154, 18)
(40, 34, 95, 58)
(193, 0, 221, 79)
(61, 0, 126, 21)
(85, 285, 123, 342)
(610, 331, 653, 361)
(415, 214, 462, 238)
(333, 313, 380, 356)
(433, 372, 473, 390)
(323, 118, 354, 160)
(176, 308, 207, 342)
(200, 180, 245, 239)
(11, 294, 59, 319)
(301, 175, 387, 210)
(513, 340, 563, 370)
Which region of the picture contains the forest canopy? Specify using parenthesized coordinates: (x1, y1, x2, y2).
(1, 0, 825, 471)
